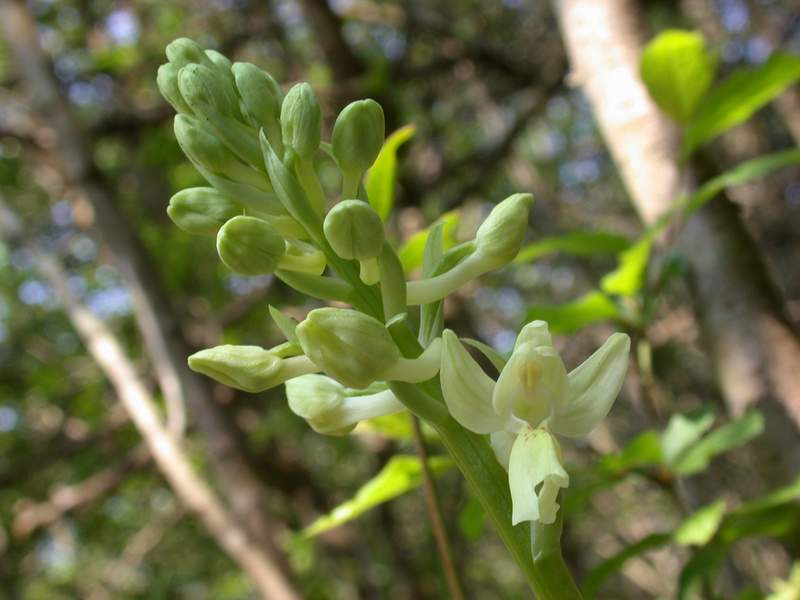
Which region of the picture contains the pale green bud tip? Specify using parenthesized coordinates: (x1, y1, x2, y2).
(157, 63, 192, 114)
(514, 320, 552, 351)
(204, 49, 232, 72)
(178, 64, 238, 118)
(216, 216, 286, 275)
(285, 375, 354, 436)
(166, 38, 210, 69)
(167, 187, 240, 235)
(233, 62, 283, 128)
(174, 114, 231, 173)
(475, 193, 534, 266)
(280, 82, 321, 160)
(331, 99, 385, 174)
(295, 308, 399, 389)
(188, 345, 282, 393)
(323, 200, 385, 260)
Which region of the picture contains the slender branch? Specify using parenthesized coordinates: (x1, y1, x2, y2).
(0, 203, 300, 600)
(410, 415, 465, 600)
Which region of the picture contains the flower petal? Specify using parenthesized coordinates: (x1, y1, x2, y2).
(493, 343, 567, 429)
(490, 430, 516, 471)
(550, 333, 630, 438)
(508, 428, 569, 525)
(440, 330, 505, 434)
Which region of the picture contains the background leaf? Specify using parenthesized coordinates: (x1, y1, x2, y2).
(399, 211, 460, 272)
(672, 410, 764, 476)
(683, 53, 800, 155)
(660, 405, 716, 467)
(514, 231, 630, 264)
(302, 455, 453, 537)
(364, 124, 416, 220)
(526, 291, 622, 334)
(640, 29, 717, 123)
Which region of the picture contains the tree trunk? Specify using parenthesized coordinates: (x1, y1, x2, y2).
(553, 0, 800, 480)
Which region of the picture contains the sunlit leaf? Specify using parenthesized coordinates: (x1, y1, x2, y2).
(640, 30, 717, 123)
(302, 455, 453, 537)
(600, 237, 653, 297)
(399, 211, 460, 272)
(672, 410, 764, 476)
(526, 291, 622, 334)
(683, 53, 800, 156)
(674, 499, 726, 546)
(599, 430, 663, 475)
(661, 405, 716, 467)
(364, 124, 416, 220)
(514, 231, 630, 264)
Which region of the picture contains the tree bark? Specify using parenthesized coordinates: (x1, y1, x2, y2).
(553, 0, 800, 479)
(0, 0, 298, 585)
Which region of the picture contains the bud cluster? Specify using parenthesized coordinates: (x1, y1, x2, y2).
(159, 38, 628, 530)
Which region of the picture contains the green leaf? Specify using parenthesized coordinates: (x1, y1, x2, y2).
(514, 231, 631, 264)
(661, 405, 716, 467)
(600, 237, 653, 297)
(526, 291, 622, 334)
(301, 455, 453, 537)
(268, 305, 299, 343)
(640, 29, 717, 123)
(583, 532, 673, 599)
(672, 410, 764, 476)
(683, 53, 800, 156)
(674, 499, 726, 546)
(364, 124, 416, 220)
(683, 147, 800, 218)
(399, 211, 459, 272)
(599, 430, 663, 475)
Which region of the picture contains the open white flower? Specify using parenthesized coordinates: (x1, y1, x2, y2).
(440, 321, 630, 525)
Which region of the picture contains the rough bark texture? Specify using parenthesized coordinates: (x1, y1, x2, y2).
(0, 0, 297, 586)
(554, 0, 800, 479)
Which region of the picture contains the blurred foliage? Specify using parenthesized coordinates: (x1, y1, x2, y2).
(1, 1, 799, 599)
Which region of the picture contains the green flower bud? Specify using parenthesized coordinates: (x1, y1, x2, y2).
(286, 374, 404, 436)
(233, 62, 284, 130)
(178, 64, 239, 119)
(188, 344, 317, 392)
(331, 99, 385, 174)
(174, 114, 237, 174)
(280, 82, 321, 160)
(216, 215, 286, 276)
(167, 187, 240, 235)
(157, 63, 192, 114)
(474, 193, 533, 267)
(295, 308, 400, 389)
(324, 200, 385, 284)
(204, 49, 233, 74)
(166, 38, 212, 69)
(323, 200, 384, 260)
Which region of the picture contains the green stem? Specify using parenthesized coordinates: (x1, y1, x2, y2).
(390, 382, 582, 600)
(341, 170, 361, 200)
(295, 158, 327, 214)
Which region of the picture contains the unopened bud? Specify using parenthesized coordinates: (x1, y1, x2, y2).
(166, 38, 212, 69)
(178, 64, 239, 119)
(475, 193, 533, 267)
(157, 63, 192, 114)
(331, 99, 385, 174)
(188, 344, 317, 392)
(280, 82, 321, 160)
(174, 114, 236, 174)
(233, 62, 283, 130)
(287, 374, 404, 435)
(167, 187, 240, 235)
(216, 215, 286, 275)
(295, 308, 400, 389)
(324, 200, 384, 261)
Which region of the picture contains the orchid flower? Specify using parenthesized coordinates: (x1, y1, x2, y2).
(440, 321, 630, 525)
